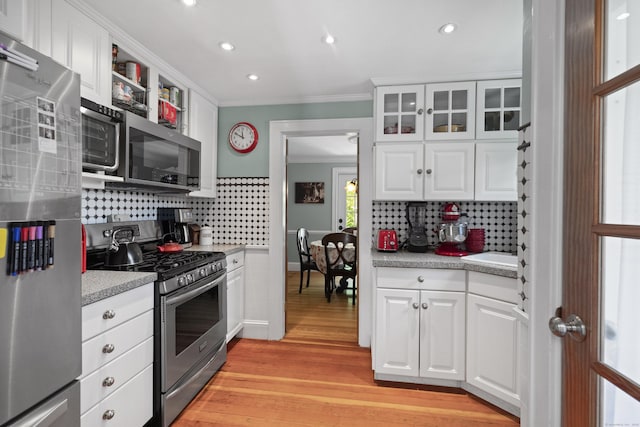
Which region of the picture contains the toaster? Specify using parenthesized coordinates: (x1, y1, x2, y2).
(377, 229, 398, 252)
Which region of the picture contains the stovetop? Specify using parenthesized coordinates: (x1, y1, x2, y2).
(87, 248, 226, 282)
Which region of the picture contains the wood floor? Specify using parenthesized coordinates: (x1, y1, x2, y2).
(171, 271, 520, 426)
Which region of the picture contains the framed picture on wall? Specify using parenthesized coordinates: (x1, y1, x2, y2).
(295, 182, 325, 204)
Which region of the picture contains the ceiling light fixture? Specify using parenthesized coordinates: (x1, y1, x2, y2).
(182, 0, 197, 6)
(247, 74, 259, 81)
(439, 23, 457, 34)
(219, 42, 235, 51)
(323, 34, 336, 44)
(616, 12, 630, 20)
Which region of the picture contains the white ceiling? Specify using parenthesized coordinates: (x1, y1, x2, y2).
(81, 0, 524, 107)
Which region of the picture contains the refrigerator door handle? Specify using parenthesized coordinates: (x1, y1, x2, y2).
(17, 397, 68, 427)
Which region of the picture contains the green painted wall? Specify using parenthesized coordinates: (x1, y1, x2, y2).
(217, 100, 372, 177)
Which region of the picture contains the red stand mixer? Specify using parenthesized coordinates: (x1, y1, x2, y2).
(435, 202, 469, 257)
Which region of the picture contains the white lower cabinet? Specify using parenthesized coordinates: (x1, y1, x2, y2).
(374, 268, 466, 381)
(466, 293, 520, 408)
(80, 283, 154, 427)
(226, 251, 245, 342)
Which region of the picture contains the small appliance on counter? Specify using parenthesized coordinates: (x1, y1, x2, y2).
(435, 202, 469, 257)
(158, 208, 194, 247)
(406, 202, 429, 253)
(376, 229, 398, 252)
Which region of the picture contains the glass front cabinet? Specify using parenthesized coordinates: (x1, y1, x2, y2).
(375, 85, 425, 141)
(424, 81, 476, 140)
(475, 79, 522, 139)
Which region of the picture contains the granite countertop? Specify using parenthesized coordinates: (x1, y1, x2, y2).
(371, 250, 517, 279)
(82, 270, 157, 306)
(82, 244, 246, 306)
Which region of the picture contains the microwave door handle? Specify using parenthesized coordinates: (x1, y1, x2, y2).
(165, 274, 225, 307)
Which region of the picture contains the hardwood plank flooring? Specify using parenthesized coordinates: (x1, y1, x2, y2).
(172, 271, 519, 426)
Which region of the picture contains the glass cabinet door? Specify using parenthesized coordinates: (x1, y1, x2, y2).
(476, 79, 522, 139)
(375, 85, 425, 141)
(424, 81, 476, 140)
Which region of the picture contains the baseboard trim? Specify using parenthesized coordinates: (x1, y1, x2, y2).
(240, 320, 270, 340)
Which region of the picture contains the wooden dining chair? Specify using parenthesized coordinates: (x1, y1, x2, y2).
(296, 228, 319, 293)
(321, 232, 357, 304)
(342, 227, 358, 235)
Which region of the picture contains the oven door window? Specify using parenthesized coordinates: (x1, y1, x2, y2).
(174, 283, 221, 356)
(82, 114, 118, 170)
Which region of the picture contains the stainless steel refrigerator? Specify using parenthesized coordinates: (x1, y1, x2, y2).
(0, 34, 82, 426)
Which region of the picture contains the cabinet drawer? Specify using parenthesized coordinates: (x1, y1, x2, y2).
(80, 365, 153, 427)
(226, 250, 245, 272)
(80, 337, 153, 414)
(81, 310, 154, 377)
(468, 271, 518, 304)
(82, 283, 154, 341)
(376, 267, 465, 291)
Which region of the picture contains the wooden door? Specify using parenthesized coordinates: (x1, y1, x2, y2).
(563, 0, 640, 424)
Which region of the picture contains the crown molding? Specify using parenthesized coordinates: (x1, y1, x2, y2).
(370, 70, 523, 87)
(218, 92, 372, 107)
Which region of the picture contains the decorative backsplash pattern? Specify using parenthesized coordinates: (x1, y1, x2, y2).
(81, 177, 270, 245)
(82, 178, 516, 251)
(372, 200, 517, 253)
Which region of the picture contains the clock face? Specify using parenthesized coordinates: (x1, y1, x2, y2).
(229, 122, 258, 153)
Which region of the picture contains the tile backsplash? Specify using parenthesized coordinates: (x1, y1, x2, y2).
(81, 177, 270, 245)
(372, 200, 517, 253)
(82, 178, 516, 252)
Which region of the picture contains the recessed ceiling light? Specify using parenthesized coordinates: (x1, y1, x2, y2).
(182, 0, 196, 6)
(439, 23, 457, 34)
(323, 34, 336, 44)
(247, 74, 259, 81)
(219, 42, 235, 51)
(616, 12, 630, 20)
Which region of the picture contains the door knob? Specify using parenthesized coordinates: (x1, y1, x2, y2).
(549, 313, 587, 341)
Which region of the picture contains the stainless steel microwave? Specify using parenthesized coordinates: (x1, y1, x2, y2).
(81, 98, 123, 172)
(115, 112, 201, 192)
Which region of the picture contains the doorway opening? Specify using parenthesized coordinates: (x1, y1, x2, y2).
(285, 135, 358, 344)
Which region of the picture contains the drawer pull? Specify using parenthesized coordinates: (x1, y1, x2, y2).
(102, 410, 115, 420)
(102, 344, 115, 354)
(417, 276, 425, 283)
(102, 377, 115, 387)
(102, 310, 116, 320)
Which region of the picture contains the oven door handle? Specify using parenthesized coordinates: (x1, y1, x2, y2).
(165, 274, 225, 307)
(166, 340, 226, 401)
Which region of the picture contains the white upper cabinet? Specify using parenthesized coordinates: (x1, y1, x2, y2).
(0, 0, 26, 41)
(474, 141, 518, 201)
(424, 142, 475, 200)
(375, 85, 425, 141)
(424, 81, 476, 140)
(476, 79, 522, 139)
(374, 143, 424, 200)
(51, 0, 111, 105)
(188, 90, 218, 198)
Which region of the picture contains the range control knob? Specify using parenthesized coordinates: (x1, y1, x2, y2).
(187, 273, 194, 283)
(178, 276, 186, 287)
(199, 268, 206, 278)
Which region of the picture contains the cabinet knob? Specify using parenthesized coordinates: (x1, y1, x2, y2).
(412, 302, 419, 309)
(426, 169, 432, 175)
(417, 108, 424, 115)
(233, 259, 239, 264)
(417, 169, 423, 175)
(102, 377, 115, 387)
(422, 303, 429, 310)
(417, 276, 425, 283)
(102, 410, 115, 420)
(102, 309, 116, 320)
(426, 108, 433, 115)
(102, 344, 115, 354)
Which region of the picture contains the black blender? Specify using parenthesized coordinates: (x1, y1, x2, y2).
(406, 202, 429, 252)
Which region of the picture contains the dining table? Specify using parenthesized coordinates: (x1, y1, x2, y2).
(309, 239, 356, 275)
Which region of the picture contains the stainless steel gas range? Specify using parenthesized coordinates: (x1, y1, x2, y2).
(85, 221, 227, 426)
